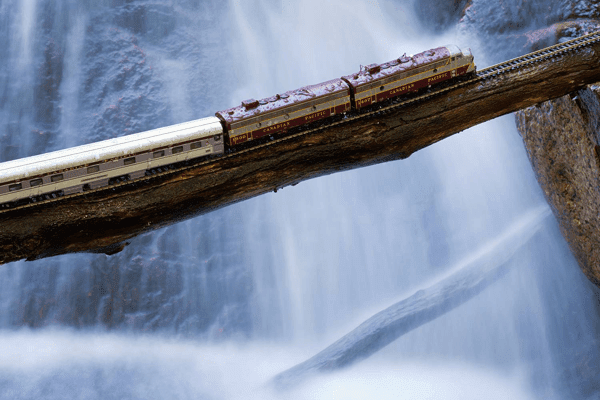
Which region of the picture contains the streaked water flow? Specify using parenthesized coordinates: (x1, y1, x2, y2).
(0, 0, 599, 399)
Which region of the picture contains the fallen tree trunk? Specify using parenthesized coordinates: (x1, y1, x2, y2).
(271, 206, 551, 390)
(2, 37, 600, 263)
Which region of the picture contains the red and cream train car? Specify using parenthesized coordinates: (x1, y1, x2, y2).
(216, 79, 352, 147)
(342, 45, 474, 110)
(216, 44, 475, 146)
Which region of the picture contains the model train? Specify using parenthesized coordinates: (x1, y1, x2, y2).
(0, 45, 475, 209)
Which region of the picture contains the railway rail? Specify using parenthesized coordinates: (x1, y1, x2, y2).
(2, 30, 600, 215)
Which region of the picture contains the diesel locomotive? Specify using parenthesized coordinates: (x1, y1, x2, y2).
(0, 44, 475, 209)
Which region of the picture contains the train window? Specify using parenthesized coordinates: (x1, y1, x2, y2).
(87, 165, 100, 174)
(124, 157, 136, 165)
(214, 135, 221, 141)
(172, 146, 183, 154)
(153, 150, 165, 158)
(30, 178, 43, 187)
(51, 174, 63, 182)
(190, 141, 202, 150)
(8, 183, 22, 192)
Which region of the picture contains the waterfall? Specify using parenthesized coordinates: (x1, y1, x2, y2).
(0, 0, 599, 399)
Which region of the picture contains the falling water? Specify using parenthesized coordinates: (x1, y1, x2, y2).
(0, 0, 599, 399)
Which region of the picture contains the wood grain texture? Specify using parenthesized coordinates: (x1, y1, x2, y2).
(2, 43, 600, 264)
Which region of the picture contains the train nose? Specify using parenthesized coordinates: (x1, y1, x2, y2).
(444, 44, 463, 57)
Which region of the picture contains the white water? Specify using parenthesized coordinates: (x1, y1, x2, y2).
(226, 0, 599, 397)
(0, 0, 599, 399)
(0, 330, 534, 400)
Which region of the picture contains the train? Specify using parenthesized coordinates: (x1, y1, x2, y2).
(0, 45, 475, 209)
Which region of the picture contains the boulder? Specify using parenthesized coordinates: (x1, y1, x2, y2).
(516, 85, 600, 287)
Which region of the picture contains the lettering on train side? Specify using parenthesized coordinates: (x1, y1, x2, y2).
(357, 97, 372, 107)
(304, 110, 327, 122)
(230, 133, 249, 145)
(389, 83, 415, 95)
(263, 121, 291, 133)
(427, 72, 449, 83)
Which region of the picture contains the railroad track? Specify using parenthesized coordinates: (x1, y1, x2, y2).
(4, 30, 600, 215)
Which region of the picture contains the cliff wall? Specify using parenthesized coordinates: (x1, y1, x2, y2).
(517, 85, 600, 287)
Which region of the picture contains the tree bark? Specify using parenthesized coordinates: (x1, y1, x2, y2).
(2, 41, 600, 264)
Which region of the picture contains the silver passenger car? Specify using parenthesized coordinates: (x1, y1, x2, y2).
(0, 117, 224, 208)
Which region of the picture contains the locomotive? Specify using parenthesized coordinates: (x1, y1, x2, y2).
(215, 45, 474, 146)
(0, 44, 475, 209)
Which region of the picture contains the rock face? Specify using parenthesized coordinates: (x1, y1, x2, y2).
(516, 85, 600, 287)
(413, 0, 470, 33)
(459, 0, 600, 289)
(460, 0, 600, 62)
(0, 0, 254, 337)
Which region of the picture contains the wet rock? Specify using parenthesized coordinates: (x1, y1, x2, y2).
(413, 0, 470, 32)
(507, 19, 600, 55)
(12, 260, 60, 328)
(560, 0, 600, 20)
(81, 17, 169, 143)
(516, 86, 600, 287)
(461, 0, 600, 36)
(113, 3, 177, 40)
(460, 0, 600, 61)
(0, 1, 248, 337)
(459, 0, 600, 291)
(34, 38, 63, 126)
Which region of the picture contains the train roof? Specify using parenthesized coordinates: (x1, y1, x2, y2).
(341, 46, 452, 88)
(216, 78, 350, 126)
(0, 117, 222, 184)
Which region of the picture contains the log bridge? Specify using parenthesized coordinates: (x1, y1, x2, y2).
(2, 32, 600, 264)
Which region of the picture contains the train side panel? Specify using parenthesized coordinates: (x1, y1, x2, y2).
(343, 46, 475, 110)
(216, 79, 351, 146)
